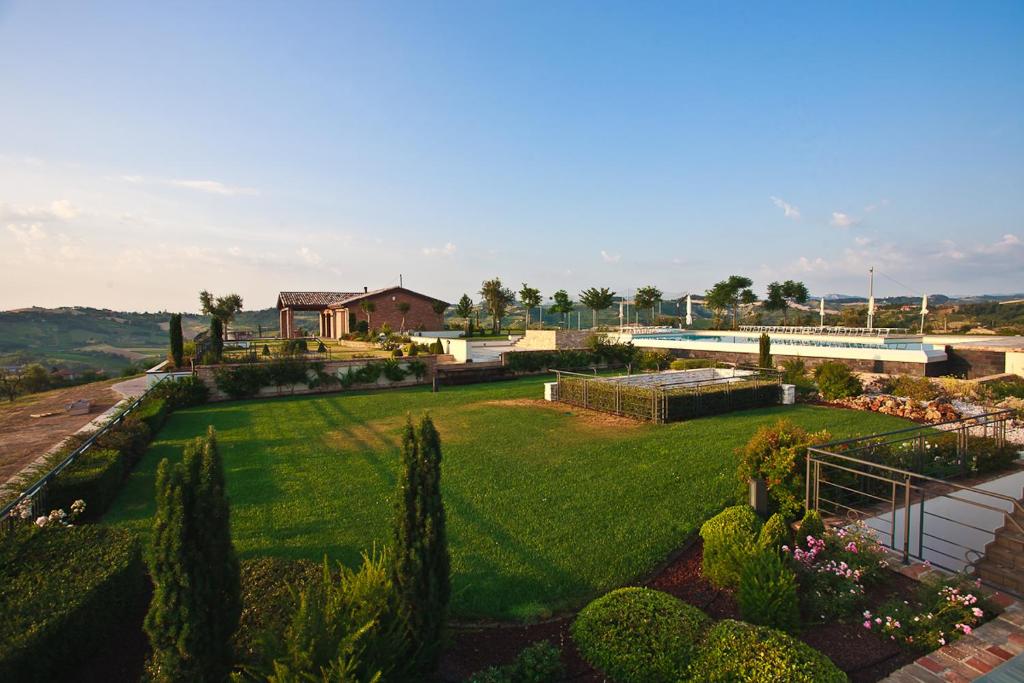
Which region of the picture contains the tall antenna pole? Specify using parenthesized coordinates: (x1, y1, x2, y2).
(399, 273, 403, 288)
(866, 267, 875, 331)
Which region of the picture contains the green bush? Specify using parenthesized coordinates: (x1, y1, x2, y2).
(669, 358, 718, 370)
(700, 506, 762, 589)
(572, 587, 710, 683)
(467, 640, 564, 683)
(736, 420, 831, 519)
(135, 397, 169, 434)
(214, 364, 270, 399)
(0, 526, 146, 683)
(95, 415, 151, 466)
(150, 375, 210, 410)
(890, 375, 942, 401)
(986, 376, 1024, 400)
(814, 362, 862, 401)
(634, 349, 673, 371)
(688, 620, 846, 682)
(758, 512, 790, 551)
(738, 549, 801, 633)
(234, 557, 325, 670)
(797, 509, 825, 548)
(48, 448, 124, 519)
(781, 359, 817, 400)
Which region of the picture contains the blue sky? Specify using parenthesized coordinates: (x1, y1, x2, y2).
(1, 1, 1021, 311)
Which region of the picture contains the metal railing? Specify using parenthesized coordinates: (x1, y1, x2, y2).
(739, 325, 910, 336)
(0, 377, 169, 532)
(806, 410, 1023, 578)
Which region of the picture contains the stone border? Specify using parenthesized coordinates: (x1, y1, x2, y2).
(882, 557, 1024, 682)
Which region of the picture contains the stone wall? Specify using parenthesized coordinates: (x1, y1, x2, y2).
(514, 329, 594, 351)
(195, 355, 437, 401)
(944, 347, 1008, 379)
(666, 349, 936, 377)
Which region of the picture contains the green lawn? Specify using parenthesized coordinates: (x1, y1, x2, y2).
(104, 376, 912, 620)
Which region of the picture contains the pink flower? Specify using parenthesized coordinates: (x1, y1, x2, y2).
(938, 638, 946, 645)
(845, 541, 858, 553)
(959, 624, 972, 635)
(864, 620, 872, 629)
(972, 607, 984, 618)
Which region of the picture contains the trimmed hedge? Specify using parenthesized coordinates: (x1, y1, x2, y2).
(149, 375, 210, 410)
(134, 397, 169, 434)
(699, 505, 762, 589)
(48, 448, 124, 519)
(688, 619, 847, 682)
(0, 526, 146, 683)
(572, 587, 710, 683)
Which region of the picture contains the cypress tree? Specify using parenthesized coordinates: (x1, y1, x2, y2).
(758, 333, 772, 369)
(210, 317, 224, 361)
(393, 414, 451, 673)
(169, 313, 184, 367)
(144, 428, 239, 682)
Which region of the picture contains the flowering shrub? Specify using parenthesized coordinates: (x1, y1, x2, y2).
(863, 577, 992, 651)
(736, 420, 831, 518)
(782, 522, 889, 622)
(9, 497, 86, 528)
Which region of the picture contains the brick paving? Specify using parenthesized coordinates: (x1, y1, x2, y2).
(882, 558, 1024, 682)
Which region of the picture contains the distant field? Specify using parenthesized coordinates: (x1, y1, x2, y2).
(104, 376, 912, 621)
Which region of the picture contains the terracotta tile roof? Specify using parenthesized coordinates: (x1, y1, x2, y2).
(276, 291, 356, 309)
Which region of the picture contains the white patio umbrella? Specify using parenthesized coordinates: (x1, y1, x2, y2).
(920, 294, 928, 333)
(685, 294, 693, 326)
(819, 297, 825, 328)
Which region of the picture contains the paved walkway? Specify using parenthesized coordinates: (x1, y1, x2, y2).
(111, 375, 148, 399)
(883, 561, 1024, 682)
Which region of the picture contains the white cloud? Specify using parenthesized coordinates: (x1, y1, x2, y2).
(601, 250, 621, 263)
(975, 233, 1021, 254)
(770, 196, 801, 220)
(854, 236, 873, 246)
(167, 179, 259, 196)
(296, 246, 322, 265)
(422, 242, 456, 257)
(864, 199, 890, 213)
(830, 211, 858, 228)
(0, 199, 80, 222)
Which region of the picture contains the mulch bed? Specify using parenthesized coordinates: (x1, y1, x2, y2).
(440, 538, 922, 683)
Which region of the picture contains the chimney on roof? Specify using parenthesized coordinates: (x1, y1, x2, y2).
(363, 286, 368, 293)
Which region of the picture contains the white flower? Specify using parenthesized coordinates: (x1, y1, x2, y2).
(35, 516, 48, 528)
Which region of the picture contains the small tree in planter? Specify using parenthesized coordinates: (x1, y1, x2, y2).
(360, 300, 376, 330)
(396, 301, 412, 332)
(431, 299, 449, 328)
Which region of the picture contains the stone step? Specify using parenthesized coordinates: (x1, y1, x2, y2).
(985, 543, 1024, 570)
(977, 560, 1024, 595)
(992, 528, 1024, 554)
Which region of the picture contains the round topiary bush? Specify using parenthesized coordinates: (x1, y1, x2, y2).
(572, 587, 710, 683)
(699, 505, 762, 589)
(688, 619, 846, 682)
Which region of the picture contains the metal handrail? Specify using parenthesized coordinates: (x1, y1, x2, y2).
(813, 409, 1014, 449)
(0, 375, 171, 529)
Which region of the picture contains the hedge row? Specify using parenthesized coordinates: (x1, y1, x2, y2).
(0, 526, 146, 683)
(47, 448, 124, 521)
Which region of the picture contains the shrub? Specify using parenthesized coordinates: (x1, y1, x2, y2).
(688, 619, 846, 683)
(814, 362, 862, 401)
(737, 420, 831, 519)
(150, 375, 210, 410)
(214, 364, 270, 399)
(670, 358, 717, 370)
(986, 376, 1024, 400)
(234, 558, 323, 669)
(48, 448, 124, 519)
(467, 640, 564, 683)
(781, 359, 817, 399)
(169, 313, 184, 367)
(95, 415, 151, 466)
(738, 549, 801, 633)
(758, 333, 772, 369)
(392, 347, 404, 357)
(406, 343, 418, 356)
(134, 397, 170, 434)
(572, 587, 710, 683)
(797, 509, 825, 547)
(634, 349, 673, 371)
(758, 512, 790, 551)
(699, 506, 762, 589)
(263, 551, 410, 682)
(890, 375, 942, 401)
(972, 437, 1019, 473)
(933, 376, 981, 401)
(267, 357, 308, 391)
(0, 526, 146, 683)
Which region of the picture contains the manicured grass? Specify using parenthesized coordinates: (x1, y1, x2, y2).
(104, 377, 912, 620)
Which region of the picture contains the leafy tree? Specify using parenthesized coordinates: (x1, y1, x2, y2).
(20, 364, 52, 393)
(758, 333, 772, 369)
(145, 428, 240, 682)
(396, 301, 412, 331)
(169, 313, 184, 367)
(518, 283, 542, 329)
(705, 276, 757, 329)
(199, 290, 243, 340)
(764, 280, 809, 324)
(360, 300, 376, 330)
(579, 287, 617, 328)
(479, 278, 514, 333)
(0, 368, 23, 402)
(393, 415, 450, 674)
(550, 289, 574, 326)
(431, 299, 449, 328)
(633, 286, 663, 324)
(454, 294, 475, 333)
(210, 317, 224, 361)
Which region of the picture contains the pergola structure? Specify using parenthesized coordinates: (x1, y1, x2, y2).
(276, 291, 354, 338)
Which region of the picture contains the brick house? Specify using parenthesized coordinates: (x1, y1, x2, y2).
(276, 287, 449, 338)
